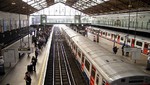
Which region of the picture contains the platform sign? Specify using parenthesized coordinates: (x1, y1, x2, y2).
(131, 48, 141, 60)
(74, 15, 81, 23)
(41, 15, 47, 25)
(18, 47, 33, 53)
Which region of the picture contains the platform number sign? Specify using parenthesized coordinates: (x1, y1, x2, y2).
(41, 15, 47, 25)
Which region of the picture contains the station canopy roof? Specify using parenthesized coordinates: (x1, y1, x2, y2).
(0, 0, 150, 15)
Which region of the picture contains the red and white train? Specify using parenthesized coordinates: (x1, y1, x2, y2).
(87, 26, 150, 55)
(62, 26, 150, 85)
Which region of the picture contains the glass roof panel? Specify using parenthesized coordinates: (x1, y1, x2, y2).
(73, 0, 109, 10)
(22, 0, 47, 10)
(31, 3, 87, 16)
(55, 0, 66, 3)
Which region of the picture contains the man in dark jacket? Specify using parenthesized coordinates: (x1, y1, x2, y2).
(31, 56, 37, 72)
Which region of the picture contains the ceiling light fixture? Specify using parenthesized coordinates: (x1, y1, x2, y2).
(12, 2, 16, 5)
(22, 7, 25, 9)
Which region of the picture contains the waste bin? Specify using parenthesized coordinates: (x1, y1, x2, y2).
(146, 56, 150, 70)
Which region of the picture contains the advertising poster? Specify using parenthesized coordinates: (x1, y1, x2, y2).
(15, 20, 17, 29)
(3, 19, 7, 32)
(0, 19, 3, 33)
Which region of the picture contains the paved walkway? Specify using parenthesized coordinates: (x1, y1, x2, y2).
(0, 35, 50, 85)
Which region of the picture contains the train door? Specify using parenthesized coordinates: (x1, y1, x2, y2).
(117, 35, 120, 43)
(131, 39, 135, 47)
(90, 65, 96, 85)
(143, 42, 149, 54)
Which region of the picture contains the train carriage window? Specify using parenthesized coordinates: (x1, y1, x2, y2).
(121, 37, 124, 41)
(85, 59, 90, 71)
(127, 38, 130, 43)
(121, 78, 126, 82)
(103, 32, 105, 35)
(108, 33, 110, 36)
(136, 41, 142, 46)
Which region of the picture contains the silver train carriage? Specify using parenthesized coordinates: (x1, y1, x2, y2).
(87, 26, 150, 55)
(62, 26, 150, 85)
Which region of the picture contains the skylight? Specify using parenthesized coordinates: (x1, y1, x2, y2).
(22, 0, 47, 10)
(31, 3, 87, 16)
(55, 0, 66, 3)
(73, 0, 109, 10)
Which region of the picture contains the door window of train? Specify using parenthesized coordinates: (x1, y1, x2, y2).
(77, 48, 81, 58)
(91, 66, 96, 79)
(85, 59, 90, 71)
(102, 79, 106, 85)
(136, 41, 142, 46)
(148, 44, 150, 49)
(73, 44, 76, 50)
(82, 54, 85, 62)
(96, 74, 99, 85)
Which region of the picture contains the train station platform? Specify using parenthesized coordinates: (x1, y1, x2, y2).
(0, 34, 51, 85)
(87, 32, 150, 74)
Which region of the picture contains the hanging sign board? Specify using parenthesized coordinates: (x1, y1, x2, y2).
(18, 47, 33, 53)
(131, 48, 141, 60)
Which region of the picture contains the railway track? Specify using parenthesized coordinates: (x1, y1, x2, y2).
(44, 26, 87, 85)
(44, 27, 76, 85)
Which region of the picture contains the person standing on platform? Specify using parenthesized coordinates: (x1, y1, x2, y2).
(113, 46, 119, 54)
(31, 56, 37, 72)
(0, 48, 5, 75)
(24, 72, 32, 85)
(93, 36, 96, 42)
(122, 43, 125, 56)
(35, 47, 39, 59)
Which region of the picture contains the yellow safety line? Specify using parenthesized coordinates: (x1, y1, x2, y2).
(38, 52, 47, 85)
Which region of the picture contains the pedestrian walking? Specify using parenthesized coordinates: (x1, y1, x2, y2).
(113, 46, 119, 54)
(24, 72, 31, 85)
(122, 43, 125, 56)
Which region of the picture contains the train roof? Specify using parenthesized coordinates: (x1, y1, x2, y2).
(63, 26, 150, 83)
